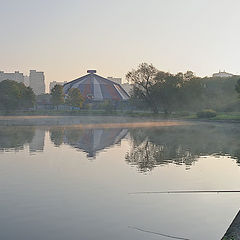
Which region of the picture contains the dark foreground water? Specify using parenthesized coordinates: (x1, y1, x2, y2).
(0, 122, 240, 240)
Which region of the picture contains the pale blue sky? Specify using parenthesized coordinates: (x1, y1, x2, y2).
(1, 0, 240, 86)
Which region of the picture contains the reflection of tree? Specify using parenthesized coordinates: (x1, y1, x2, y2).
(126, 133, 196, 172)
(49, 128, 84, 147)
(50, 127, 65, 146)
(64, 129, 84, 145)
(0, 127, 35, 151)
(126, 124, 240, 172)
(126, 140, 165, 172)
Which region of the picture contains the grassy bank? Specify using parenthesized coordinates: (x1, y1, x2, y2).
(183, 112, 240, 121)
(0, 109, 171, 118)
(1, 110, 240, 122)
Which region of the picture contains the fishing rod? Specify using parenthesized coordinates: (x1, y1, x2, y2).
(128, 226, 191, 240)
(129, 190, 240, 194)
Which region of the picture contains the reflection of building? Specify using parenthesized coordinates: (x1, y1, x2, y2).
(29, 70, 45, 95)
(64, 128, 128, 157)
(29, 129, 45, 152)
(63, 70, 129, 101)
(0, 71, 24, 83)
(212, 71, 234, 78)
(49, 81, 67, 92)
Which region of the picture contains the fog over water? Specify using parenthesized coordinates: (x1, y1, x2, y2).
(0, 122, 240, 239)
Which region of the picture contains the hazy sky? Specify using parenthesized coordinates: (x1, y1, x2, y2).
(1, 0, 240, 88)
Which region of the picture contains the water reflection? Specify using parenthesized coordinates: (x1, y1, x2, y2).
(50, 127, 128, 158)
(29, 129, 45, 153)
(0, 127, 45, 153)
(1, 123, 240, 240)
(50, 127, 64, 147)
(1, 123, 240, 170)
(0, 127, 35, 151)
(126, 124, 240, 172)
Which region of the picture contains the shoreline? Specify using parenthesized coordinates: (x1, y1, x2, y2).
(0, 115, 240, 126)
(0, 115, 183, 126)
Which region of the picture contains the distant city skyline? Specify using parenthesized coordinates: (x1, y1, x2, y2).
(1, 0, 240, 87)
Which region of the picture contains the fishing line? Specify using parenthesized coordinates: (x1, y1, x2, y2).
(128, 226, 191, 240)
(129, 190, 240, 194)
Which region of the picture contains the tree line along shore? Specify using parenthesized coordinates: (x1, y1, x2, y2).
(1, 63, 240, 121)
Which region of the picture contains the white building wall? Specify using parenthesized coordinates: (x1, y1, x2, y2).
(212, 71, 234, 78)
(107, 77, 122, 85)
(24, 76, 30, 87)
(0, 71, 24, 83)
(107, 76, 132, 94)
(29, 70, 45, 95)
(121, 83, 133, 94)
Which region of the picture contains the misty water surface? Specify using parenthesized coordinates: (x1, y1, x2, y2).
(0, 122, 240, 240)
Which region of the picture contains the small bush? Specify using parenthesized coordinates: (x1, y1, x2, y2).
(197, 109, 217, 118)
(177, 111, 190, 117)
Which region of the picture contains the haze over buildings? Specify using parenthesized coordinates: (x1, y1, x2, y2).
(0, 71, 24, 83)
(49, 81, 67, 92)
(107, 77, 132, 94)
(0, 68, 132, 96)
(212, 71, 234, 78)
(107, 77, 122, 85)
(0, 70, 45, 95)
(63, 70, 129, 101)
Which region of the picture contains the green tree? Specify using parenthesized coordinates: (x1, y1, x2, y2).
(20, 84, 36, 109)
(66, 88, 84, 108)
(153, 71, 203, 114)
(49, 127, 64, 146)
(0, 80, 35, 112)
(235, 79, 240, 96)
(152, 71, 183, 114)
(51, 84, 65, 109)
(127, 64, 204, 114)
(181, 75, 203, 110)
(126, 63, 159, 113)
(202, 76, 238, 111)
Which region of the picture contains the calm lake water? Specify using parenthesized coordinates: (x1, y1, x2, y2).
(0, 122, 240, 240)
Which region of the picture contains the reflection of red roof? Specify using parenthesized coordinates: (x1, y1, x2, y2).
(63, 72, 129, 101)
(64, 128, 128, 158)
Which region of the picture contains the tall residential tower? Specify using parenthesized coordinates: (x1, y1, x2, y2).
(29, 70, 45, 95)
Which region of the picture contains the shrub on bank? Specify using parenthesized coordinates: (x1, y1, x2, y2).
(197, 109, 217, 118)
(175, 111, 190, 117)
